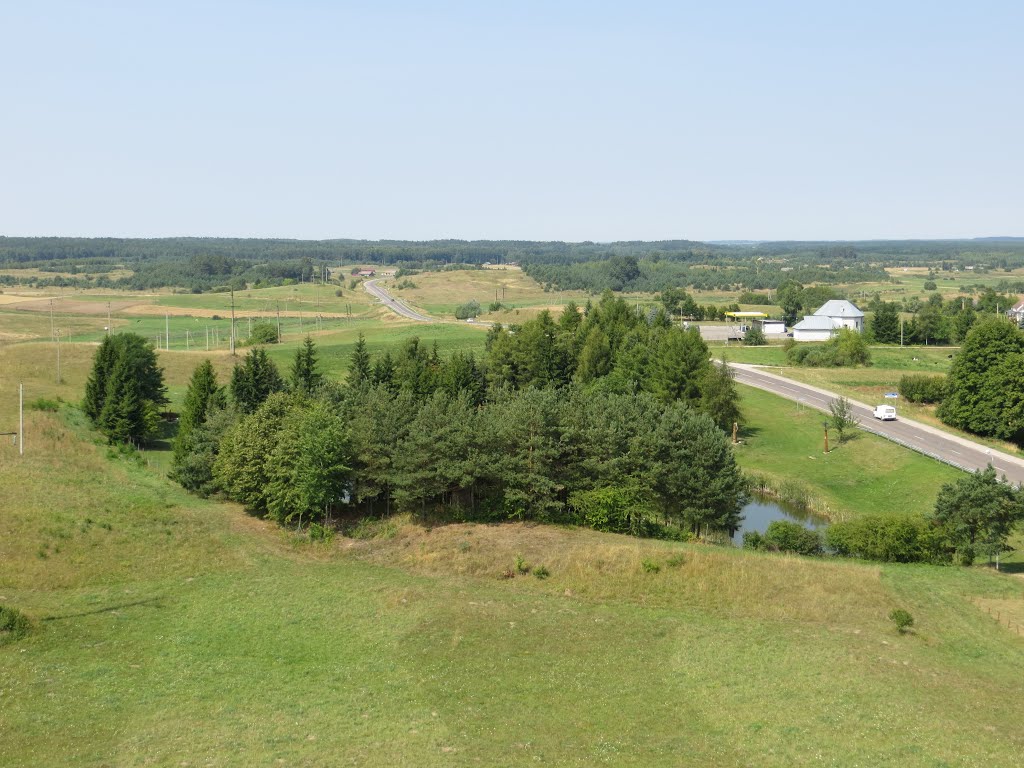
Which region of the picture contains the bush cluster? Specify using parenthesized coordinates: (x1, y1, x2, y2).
(826, 515, 950, 563)
(898, 374, 947, 404)
(454, 300, 481, 319)
(743, 520, 822, 556)
(785, 329, 871, 367)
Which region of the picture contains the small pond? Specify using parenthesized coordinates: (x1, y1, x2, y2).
(732, 496, 829, 546)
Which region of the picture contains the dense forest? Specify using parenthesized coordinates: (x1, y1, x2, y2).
(3, 235, 1024, 293)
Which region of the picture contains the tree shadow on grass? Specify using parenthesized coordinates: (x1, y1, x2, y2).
(42, 596, 165, 622)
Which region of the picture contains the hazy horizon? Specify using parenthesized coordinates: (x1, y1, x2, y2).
(3, 2, 1021, 242)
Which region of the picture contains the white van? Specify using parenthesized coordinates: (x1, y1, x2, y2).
(873, 405, 897, 421)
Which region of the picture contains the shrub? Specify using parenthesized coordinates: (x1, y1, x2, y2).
(28, 397, 60, 412)
(514, 554, 531, 575)
(923, 280, 937, 290)
(533, 565, 550, 579)
(454, 300, 482, 320)
(334, 289, 343, 297)
(249, 321, 279, 344)
(743, 326, 766, 346)
(825, 514, 950, 563)
(641, 558, 661, 573)
(307, 522, 334, 543)
(0, 605, 31, 644)
(787, 328, 871, 368)
(666, 553, 685, 568)
(750, 521, 822, 556)
(898, 374, 947, 404)
(888, 608, 914, 634)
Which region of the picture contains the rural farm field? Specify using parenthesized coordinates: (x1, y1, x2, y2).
(2, 266, 1024, 767)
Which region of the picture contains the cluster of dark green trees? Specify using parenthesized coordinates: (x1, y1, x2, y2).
(159, 299, 748, 536)
(938, 318, 1024, 447)
(83, 334, 168, 444)
(484, 293, 741, 431)
(866, 288, 1017, 345)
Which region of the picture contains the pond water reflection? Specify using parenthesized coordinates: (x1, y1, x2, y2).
(732, 496, 829, 545)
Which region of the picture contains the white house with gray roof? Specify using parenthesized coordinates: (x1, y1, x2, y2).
(792, 300, 864, 341)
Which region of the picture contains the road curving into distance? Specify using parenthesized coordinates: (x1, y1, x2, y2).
(730, 363, 1024, 485)
(363, 278, 435, 323)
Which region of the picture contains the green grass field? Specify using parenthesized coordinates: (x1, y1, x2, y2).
(4, 279, 1024, 766)
(3, 397, 1024, 766)
(734, 385, 962, 520)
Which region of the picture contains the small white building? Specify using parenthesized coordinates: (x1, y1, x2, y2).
(792, 300, 864, 341)
(761, 319, 787, 335)
(1008, 299, 1024, 326)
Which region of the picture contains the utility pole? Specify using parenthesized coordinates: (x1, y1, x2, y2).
(206, 326, 209, 351)
(165, 314, 170, 351)
(276, 302, 282, 341)
(230, 290, 236, 356)
(19, 382, 24, 455)
(55, 329, 62, 385)
(49, 299, 55, 341)
(900, 317, 904, 347)
(823, 422, 830, 454)
(185, 330, 190, 351)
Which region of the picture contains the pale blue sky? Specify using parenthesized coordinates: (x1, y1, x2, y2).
(1, 1, 1021, 241)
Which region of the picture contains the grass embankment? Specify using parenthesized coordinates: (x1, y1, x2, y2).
(3, 341, 1024, 765)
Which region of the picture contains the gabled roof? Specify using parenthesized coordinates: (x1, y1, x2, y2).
(813, 299, 864, 318)
(1009, 299, 1024, 312)
(792, 315, 836, 331)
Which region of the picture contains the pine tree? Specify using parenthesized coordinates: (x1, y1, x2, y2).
(231, 348, 284, 414)
(349, 333, 371, 387)
(290, 336, 323, 394)
(178, 360, 223, 436)
(83, 335, 120, 422)
(83, 334, 167, 425)
(871, 302, 901, 344)
(172, 360, 225, 476)
(97, 354, 160, 444)
(575, 327, 612, 384)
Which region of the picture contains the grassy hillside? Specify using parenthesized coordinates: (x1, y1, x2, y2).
(3, 408, 1024, 766)
(2, 338, 1024, 766)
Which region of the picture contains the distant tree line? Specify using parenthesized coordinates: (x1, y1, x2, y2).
(5, 235, 1024, 293)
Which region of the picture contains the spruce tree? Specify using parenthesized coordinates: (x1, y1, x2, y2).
(231, 348, 284, 414)
(83, 335, 120, 422)
(290, 336, 323, 394)
(349, 333, 371, 387)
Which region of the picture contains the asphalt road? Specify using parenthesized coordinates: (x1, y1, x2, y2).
(730, 363, 1024, 486)
(363, 279, 435, 322)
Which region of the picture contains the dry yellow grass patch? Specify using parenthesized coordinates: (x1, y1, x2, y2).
(974, 596, 1024, 638)
(352, 519, 895, 629)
